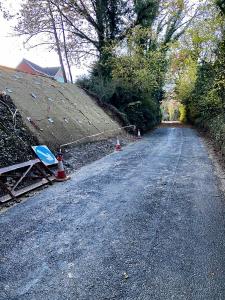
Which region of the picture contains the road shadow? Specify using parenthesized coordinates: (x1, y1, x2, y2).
(159, 121, 192, 128)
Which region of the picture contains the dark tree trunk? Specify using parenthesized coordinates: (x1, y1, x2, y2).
(60, 13, 73, 83)
(47, 0, 67, 83)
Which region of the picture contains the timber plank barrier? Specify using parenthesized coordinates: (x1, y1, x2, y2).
(0, 159, 55, 203)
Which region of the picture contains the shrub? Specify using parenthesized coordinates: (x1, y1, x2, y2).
(77, 27, 166, 131)
(179, 104, 187, 123)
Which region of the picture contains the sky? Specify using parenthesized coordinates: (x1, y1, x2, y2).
(0, 16, 60, 68)
(0, 1, 87, 79)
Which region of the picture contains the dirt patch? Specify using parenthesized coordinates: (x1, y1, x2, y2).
(63, 134, 135, 173)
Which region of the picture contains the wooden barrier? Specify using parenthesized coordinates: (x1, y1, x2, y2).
(0, 159, 55, 203)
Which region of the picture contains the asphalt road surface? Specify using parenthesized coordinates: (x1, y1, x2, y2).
(1, 127, 225, 300)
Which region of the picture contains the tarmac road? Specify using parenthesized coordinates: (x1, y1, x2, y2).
(1, 127, 225, 300)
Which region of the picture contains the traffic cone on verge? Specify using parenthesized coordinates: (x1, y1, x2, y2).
(137, 129, 142, 139)
(115, 137, 122, 151)
(56, 150, 70, 181)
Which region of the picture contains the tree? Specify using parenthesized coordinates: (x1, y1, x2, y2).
(48, 0, 133, 74)
(11, 0, 200, 79)
(9, 0, 74, 82)
(47, 0, 68, 83)
(172, 0, 225, 130)
(76, 0, 205, 130)
(216, 0, 225, 14)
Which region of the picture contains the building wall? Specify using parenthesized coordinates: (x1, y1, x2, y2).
(17, 63, 41, 76)
(17, 62, 63, 82)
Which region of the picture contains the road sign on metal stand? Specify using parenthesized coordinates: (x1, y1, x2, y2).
(32, 145, 58, 166)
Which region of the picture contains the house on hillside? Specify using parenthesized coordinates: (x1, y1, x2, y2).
(17, 58, 65, 83)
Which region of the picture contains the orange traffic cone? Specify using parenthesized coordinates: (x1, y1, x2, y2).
(56, 151, 70, 181)
(137, 129, 142, 139)
(115, 137, 122, 151)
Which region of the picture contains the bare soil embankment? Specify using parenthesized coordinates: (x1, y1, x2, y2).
(0, 66, 122, 148)
(0, 66, 127, 168)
